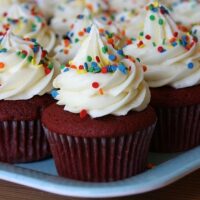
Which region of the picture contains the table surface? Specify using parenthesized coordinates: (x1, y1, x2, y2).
(0, 169, 200, 200)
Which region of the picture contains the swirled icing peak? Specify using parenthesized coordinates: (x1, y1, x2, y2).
(54, 10, 124, 64)
(0, 30, 56, 100)
(52, 25, 150, 118)
(124, 1, 200, 89)
(0, 3, 56, 53)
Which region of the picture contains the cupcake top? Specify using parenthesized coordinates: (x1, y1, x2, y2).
(0, 31, 56, 100)
(54, 11, 124, 64)
(109, 0, 149, 13)
(50, 0, 109, 37)
(0, 3, 56, 53)
(35, 0, 59, 19)
(115, 8, 146, 40)
(52, 25, 150, 118)
(171, 0, 200, 28)
(124, 1, 200, 89)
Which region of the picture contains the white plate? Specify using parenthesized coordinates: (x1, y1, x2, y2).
(0, 147, 199, 198)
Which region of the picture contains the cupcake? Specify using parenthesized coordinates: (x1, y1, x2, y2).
(0, 2, 56, 53)
(50, 0, 109, 38)
(42, 25, 156, 182)
(124, 1, 200, 153)
(0, 31, 58, 163)
(171, 0, 200, 29)
(54, 10, 124, 65)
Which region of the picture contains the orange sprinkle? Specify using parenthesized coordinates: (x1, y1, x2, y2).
(107, 38, 114, 45)
(99, 88, 104, 95)
(126, 39, 133, 45)
(64, 49, 69, 54)
(86, 3, 93, 11)
(0, 62, 5, 69)
(147, 163, 155, 169)
(64, 39, 70, 47)
(71, 65, 77, 69)
(99, 28, 104, 34)
(78, 31, 84, 37)
(143, 65, 147, 72)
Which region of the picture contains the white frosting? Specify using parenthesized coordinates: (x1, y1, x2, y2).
(0, 3, 56, 53)
(0, 31, 56, 100)
(109, 0, 149, 12)
(171, 0, 200, 27)
(50, 0, 109, 37)
(54, 10, 123, 64)
(115, 9, 146, 39)
(123, 2, 200, 89)
(35, 0, 59, 19)
(53, 25, 150, 118)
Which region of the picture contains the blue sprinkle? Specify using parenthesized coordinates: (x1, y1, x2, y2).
(118, 63, 127, 74)
(117, 49, 124, 56)
(109, 54, 117, 61)
(91, 62, 98, 68)
(51, 89, 59, 99)
(63, 68, 69, 72)
(120, 16, 125, 22)
(86, 27, 91, 33)
(188, 62, 194, 69)
(110, 65, 117, 72)
(77, 14, 84, 19)
(84, 62, 89, 71)
(171, 42, 177, 47)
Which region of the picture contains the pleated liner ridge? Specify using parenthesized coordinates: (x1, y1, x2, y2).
(44, 124, 156, 182)
(151, 104, 200, 153)
(0, 120, 51, 163)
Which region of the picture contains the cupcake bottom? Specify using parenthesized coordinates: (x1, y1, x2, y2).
(42, 103, 157, 182)
(0, 95, 54, 163)
(150, 86, 200, 153)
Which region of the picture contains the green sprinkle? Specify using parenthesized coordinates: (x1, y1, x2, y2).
(21, 53, 27, 59)
(60, 64, 65, 70)
(17, 51, 21, 56)
(150, 15, 155, 21)
(75, 38, 79, 43)
(158, 18, 164, 25)
(48, 63, 53, 70)
(102, 46, 108, 53)
(136, 58, 141, 62)
(88, 67, 94, 72)
(27, 55, 33, 62)
(87, 56, 92, 62)
(153, 42, 157, 47)
(139, 32, 144, 37)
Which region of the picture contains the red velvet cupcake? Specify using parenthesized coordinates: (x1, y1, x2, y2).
(42, 25, 157, 182)
(123, 2, 200, 153)
(0, 31, 58, 163)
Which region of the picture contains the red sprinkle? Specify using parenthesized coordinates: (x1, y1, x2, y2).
(96, 56, 100, 63)
(79, 65, 84, 70)
(157, 46, 164, 53)
(92, 82, 100, 89)
(145, 35, 151, 40)
(45, 67, 51, 75)
(80, 109, 88, 119)
(173, 32, 178, 37)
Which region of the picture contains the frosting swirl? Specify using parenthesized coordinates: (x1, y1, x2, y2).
(50, 0, 109, 37)
(0, 3, 56, 53)
(124, 2, 200, 89)
(0, 31, 56, 100)
(171, 0, 200, 27)
(53, 25, 150, 118)
(54, 11, 124, 64)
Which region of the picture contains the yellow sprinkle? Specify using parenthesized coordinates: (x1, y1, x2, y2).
(77, 70, 87, 74)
